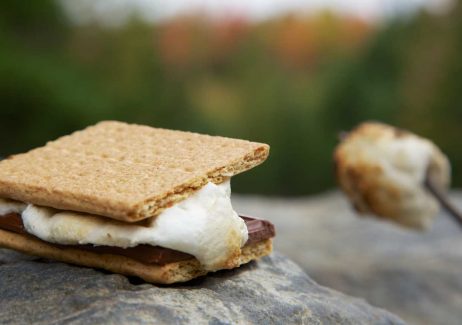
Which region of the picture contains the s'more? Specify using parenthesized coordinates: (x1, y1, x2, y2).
(0, 121, 275, 284)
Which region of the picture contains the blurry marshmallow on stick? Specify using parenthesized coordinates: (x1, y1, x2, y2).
(334, 122, 461, 230)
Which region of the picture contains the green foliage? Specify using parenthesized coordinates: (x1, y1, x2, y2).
(1, 1, 461, 195)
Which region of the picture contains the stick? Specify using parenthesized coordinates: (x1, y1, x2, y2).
(424, 171, 462, 228)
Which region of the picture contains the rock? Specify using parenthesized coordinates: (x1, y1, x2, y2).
(0, 249, 403, 324)
(233, 191, 462, 325)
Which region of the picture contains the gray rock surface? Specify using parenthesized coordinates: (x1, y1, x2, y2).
(233, 191, 462, 325)
(0, 250, 403, 325)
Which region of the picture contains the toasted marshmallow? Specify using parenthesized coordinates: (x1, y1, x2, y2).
(1, 181, 248, 270)
(334, 122, 450, 229)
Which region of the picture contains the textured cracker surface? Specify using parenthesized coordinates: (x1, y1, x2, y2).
(0, 228, 272, 284)
(0, 121, 269, 221)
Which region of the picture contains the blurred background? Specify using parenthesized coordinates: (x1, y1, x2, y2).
(1, 0, 461, 195)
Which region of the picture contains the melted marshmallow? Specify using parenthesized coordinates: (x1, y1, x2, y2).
(0, 198, 26, 216)
(1, 181, 248, 270)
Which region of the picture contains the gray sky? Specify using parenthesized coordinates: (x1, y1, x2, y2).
(60, 0, 454, 26)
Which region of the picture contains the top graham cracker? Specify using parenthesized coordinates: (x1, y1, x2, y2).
(0, 121, 269, 222)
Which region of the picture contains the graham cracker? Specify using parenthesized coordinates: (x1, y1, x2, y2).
(0, 121, 269, 222)
(0, 228, 272, 284)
